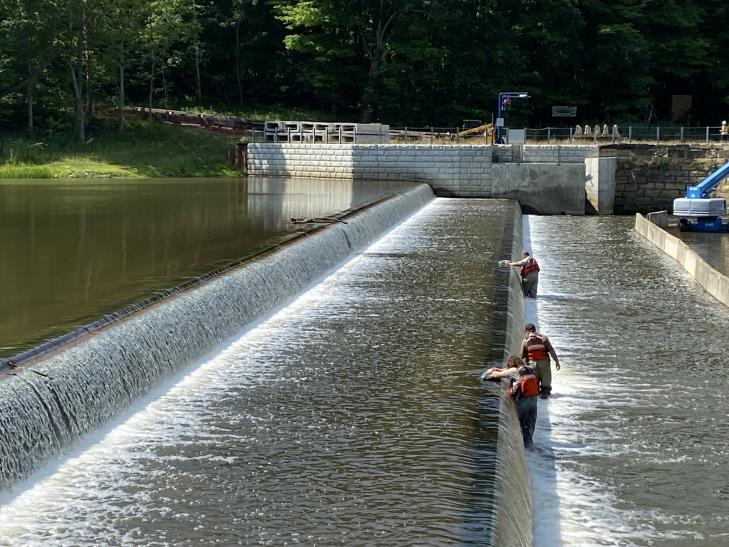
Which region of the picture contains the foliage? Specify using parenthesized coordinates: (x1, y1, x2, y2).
(0, 119, 239, 178)
(0, 0, 728, 131)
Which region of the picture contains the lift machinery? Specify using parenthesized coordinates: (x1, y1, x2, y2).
(673, 161, 729, 233)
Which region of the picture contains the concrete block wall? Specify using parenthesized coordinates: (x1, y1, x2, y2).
(248, 143, 494, 192)
(247, 143, 594, 214)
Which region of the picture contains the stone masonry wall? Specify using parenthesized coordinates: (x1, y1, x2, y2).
(602, 144, 729, 214)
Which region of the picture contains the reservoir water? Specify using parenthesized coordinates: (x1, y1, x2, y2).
(0, 199, 516, 545)
(669, 227, 729, 276)
(0, 177, 417, 359)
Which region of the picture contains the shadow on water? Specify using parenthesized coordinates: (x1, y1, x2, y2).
(522, 216, 563, 547)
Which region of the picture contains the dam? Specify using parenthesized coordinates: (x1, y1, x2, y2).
(1, 143, 729, 545)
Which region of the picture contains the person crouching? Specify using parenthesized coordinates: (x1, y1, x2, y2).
(483, 355, 540, 449)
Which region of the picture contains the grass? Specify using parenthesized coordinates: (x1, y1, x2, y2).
(0, 118, 242, 179)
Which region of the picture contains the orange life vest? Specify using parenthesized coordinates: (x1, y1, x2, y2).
(508, 368, 540, 399)
(525, 332, 548, 362)
(520, 257, 540, 277)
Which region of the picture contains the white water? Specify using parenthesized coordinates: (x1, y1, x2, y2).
(0, 198, 520, 545)
(524, 215, 729, 546)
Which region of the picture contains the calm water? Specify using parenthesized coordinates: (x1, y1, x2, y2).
(524, 216, 729, 545)
(0, 177, 416, 359)
(0, 199, 515, 545)
(668, 227, 729, 276)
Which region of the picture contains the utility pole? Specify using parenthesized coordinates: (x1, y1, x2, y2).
(496, 91, 529, 144)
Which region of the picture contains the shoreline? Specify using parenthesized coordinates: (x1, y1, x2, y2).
(0, 120, 243, 179)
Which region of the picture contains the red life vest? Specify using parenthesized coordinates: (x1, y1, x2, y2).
(520, 257, 540, 278)
(525, 332, 548, 362)
(508, 368, 540, 399)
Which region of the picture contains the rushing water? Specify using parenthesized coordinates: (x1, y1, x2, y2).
(0, 198, 523, 545)
(523, 215, 729, 546)
(0, 177, 417, 359)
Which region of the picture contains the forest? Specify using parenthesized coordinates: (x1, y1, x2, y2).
(1, 0, 728, 139)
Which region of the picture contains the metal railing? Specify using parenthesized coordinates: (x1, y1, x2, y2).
(246, 125, 728, 145)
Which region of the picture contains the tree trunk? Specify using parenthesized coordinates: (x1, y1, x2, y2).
(26, 55, 33, 133)
(235, 20, 242, 105)
(148, 53, 156, 115)
(27, 83, 33, 133)
(119, 41, 126, 130)
(161, 64, 168, 108)
(194, 43, 202, 100)
(69, 10, 86, 141)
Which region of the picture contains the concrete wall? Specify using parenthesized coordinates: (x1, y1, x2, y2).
(585, 157, 617, 215)
(248, 143, 595, 214)
(634, 213, 729, 307)
(491, 163, 586, 215)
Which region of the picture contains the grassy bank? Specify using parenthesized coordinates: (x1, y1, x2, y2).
(0, 119, 241, 178)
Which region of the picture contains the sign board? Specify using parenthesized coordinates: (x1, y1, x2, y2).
(552, 106, 577, 118)
(508, 129, 526, 144)
(495, 117, 505, 127)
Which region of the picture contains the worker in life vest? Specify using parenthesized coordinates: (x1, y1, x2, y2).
(483, 355, 539, 448)
(507, 250, 540, 298)
(520, 323, 561, 399)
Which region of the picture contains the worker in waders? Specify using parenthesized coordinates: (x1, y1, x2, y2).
(520, 323, 560, 399)
(508, 251, 539, 298)
(483, 356, 540, 448)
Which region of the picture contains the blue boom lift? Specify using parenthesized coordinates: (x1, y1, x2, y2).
(673, 161, 729, 232)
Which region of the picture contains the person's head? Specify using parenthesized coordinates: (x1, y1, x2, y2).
(524, 323, 536, 333)
(522, 250, 530, 257)
(518, 365, 532, 376)
(506, 355, 525, 369)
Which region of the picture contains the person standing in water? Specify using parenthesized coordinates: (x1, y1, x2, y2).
(508, 250, 540, 298)
(521, 323, 561, 399)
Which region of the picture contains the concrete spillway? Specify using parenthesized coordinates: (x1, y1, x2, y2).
(0, 192, 535, 545)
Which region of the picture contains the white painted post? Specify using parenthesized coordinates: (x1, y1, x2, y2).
(569, 127, 573, 143)
(339, 126, 342, 143)
(404, 126, 408, 142)
(547, 127, 551, 144)
(706, 126, 710, 143)
(287, 127, 291, 142)
(680, 127, 684, 142)
(656, 126, 660, 142)
(628, 126, 633, 142)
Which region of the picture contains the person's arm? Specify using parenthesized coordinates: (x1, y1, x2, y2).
(508, 257, 528, 267)
(544, 336, 561, 370)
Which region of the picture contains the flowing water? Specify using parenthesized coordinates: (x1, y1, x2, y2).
(0, 198, 526, 545)
(0, 177, 417, 359)
(524, 215, 729, 546)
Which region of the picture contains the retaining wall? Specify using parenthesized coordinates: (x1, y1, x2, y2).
(634, 213, 729, 306)
(603, 144, 729, 214)
(247, 143, 601, 215)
